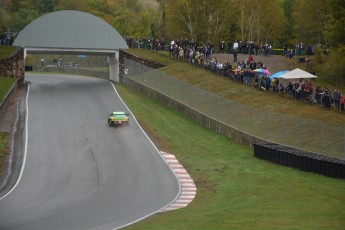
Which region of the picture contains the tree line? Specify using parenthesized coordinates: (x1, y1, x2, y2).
(0, 0, 344, 85)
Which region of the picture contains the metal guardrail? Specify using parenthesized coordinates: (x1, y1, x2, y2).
(123, 58, 345, 159)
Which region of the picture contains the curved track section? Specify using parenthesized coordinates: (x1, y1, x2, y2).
(0, 74, 180, 230)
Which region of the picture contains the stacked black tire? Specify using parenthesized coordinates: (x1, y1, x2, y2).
(254, 143, 345, 179)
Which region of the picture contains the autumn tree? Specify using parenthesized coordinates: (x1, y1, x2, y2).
(235, 0, 285, 46)
(165, 0, 235, 44)
(282, 0, 295, 46)
(293, 0, 329, 47)
(325, 0, 345, 48)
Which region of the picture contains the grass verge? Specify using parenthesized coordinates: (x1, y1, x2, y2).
(0, 46, 17, 60)
(115, 83, 345, 230)
(0, 132, 9, 173)
(0, 77, 15, 102)
(0, 77, 14, 173)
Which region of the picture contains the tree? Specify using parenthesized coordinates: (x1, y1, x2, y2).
(325, 0, 345, 47)
(165, 0, 198, 40)
(282, 0, 295, 45)
(316, 45, 345, 86)
(257, 0, 285, 47)
(55, 0, 86, 11)
(235, 0, 285, 45)
(165, 0, 234, 44)
(34, 0, 58, 14)
(9, 8, 39, 31)
(157, 0, 167, 40)
(294, 0, 329, 46)
(0, 6, 11, 33)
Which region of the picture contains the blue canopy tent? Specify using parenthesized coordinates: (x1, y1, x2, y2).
(269, 70, 289, 81)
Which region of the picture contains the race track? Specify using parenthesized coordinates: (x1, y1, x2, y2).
(0, 74, 180, 230)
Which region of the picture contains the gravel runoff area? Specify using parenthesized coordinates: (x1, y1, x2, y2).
(0, 86, 26, 198)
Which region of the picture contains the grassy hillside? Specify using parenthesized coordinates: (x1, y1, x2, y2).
(0, 45, 18, 174)
(0, 46, 17, 60)
(125, 49, 345, 125)
(115, 83, 345, 230)
(0, 77, 15, 101)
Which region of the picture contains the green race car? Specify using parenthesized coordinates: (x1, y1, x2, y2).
(108, 111, 129, 126)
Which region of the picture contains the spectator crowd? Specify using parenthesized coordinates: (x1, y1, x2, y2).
(0, 32, 17, 46)
(125, 36, 273, 57)
(125, 36, 344, 113)
(2, 31, 343, 113)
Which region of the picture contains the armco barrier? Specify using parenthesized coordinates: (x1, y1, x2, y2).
(254, 143, 345, 179)
(121, 76, 268, 148)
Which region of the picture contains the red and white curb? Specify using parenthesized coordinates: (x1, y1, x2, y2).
(160, 151, 196, 212)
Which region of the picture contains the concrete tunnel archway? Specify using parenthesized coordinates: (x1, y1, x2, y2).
(13, 10, 128, 82)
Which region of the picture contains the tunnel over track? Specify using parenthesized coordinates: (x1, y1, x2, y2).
(13, 10, 128, 82)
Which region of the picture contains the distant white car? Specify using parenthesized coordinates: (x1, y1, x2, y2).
(45, 64, 55, 68)
(64, 62, 74, 68)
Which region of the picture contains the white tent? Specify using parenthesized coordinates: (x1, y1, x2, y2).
(278, 68, 317, 87)
(279, 68, 317, 80)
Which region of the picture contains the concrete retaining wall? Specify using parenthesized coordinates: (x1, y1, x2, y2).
(0, 47, 24, 78)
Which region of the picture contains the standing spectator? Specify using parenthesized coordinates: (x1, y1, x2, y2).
(283, 44, 288, 56)
(219, 40, 225, 54)
(227, 41, 233, 54)
(248, 54, 254, 63)
(307, 44, 313, 57)
(169, 39, 175, 56)
(334, 89, 341, 111)
(233, 41, 239, 52)
(178, 47, 184, 61)
(272, 78, 279, 92)
(154, 38, 160, 52)
(265, 76, 271, 91)
(136, 38, 140, 48)
(268, 44, 272, 56)
(295, 43, 299, 56)
(233, 49, 238, 62)
(340, 93, 345, 112)
(299, 42, 304, 55)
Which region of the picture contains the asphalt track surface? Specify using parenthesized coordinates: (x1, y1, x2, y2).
(0, 74, 180, 230)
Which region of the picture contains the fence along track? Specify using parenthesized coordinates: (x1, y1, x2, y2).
(123, 58, 345, 159)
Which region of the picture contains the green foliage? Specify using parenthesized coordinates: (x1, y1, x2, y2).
(293, 0, 331, 47)
(281, 0, 295, 46)
(325, 0, 345, 48)
(9, 8, 39, 31)
(0, 46, 17, 59)
(34, 0, 58, 14)
(0, 132, 9, 158)
(316, 45, 345, 86)
(54, 0, 86, 10)
(0, 77, 15, 101)
(1, 0, 343, 49)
